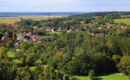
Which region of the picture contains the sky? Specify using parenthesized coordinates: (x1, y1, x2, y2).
(0, 0, 130, 12)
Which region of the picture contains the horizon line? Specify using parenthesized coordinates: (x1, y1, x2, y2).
(0, 11, 130, 13)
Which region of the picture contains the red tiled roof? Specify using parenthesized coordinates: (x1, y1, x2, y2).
(11, 24, 19, 28)
(33, 26, 39, 29)
(88, 32, 104, 37)
(0, 39, 12, 46)
(67, 29, 72, 33)
(81, 21, 85, 24)
(120, 26, 127, 30)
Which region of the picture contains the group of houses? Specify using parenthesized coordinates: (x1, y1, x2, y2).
(19, 32, 45, 42)
(33, 26, 62, 32)
(0, 22, 19, 28)
(88, 31, 105, 37)
(14, 32, 45, 49)
(33, 25, 75, 33)
(105, 23, 127, 30)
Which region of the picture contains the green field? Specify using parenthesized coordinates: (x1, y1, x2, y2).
(0, 19, 19, 22)
(29, 66, 37, 71)
(40, 32, 60, 39)
(40, 35, 53, 39)
(114, 18, 130, 25)
(74, 73, 129, 80)
(0, 15, 64, 22)
(13, 59, 23, 64)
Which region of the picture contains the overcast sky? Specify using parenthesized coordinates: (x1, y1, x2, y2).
(0, 0, 130, 12)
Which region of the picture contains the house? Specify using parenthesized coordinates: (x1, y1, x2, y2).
(11, 23, 19, 28)
(40, 26, 47, 30)
(0, 40, 7, 47)
(20, 32, 24, 41)
(24, 36, 32, 42)
(81, 20, 85, 24)
(120, 26, 127, 30)
(35, 37, 43, 42)
(88, 32, 95, 36)
(24, 32, 27, 36)
(51, 28, 54, 32)
(70, 25, 73, 28)
(2, 36, 6, 40)
(29, 35, 43, 42)
(33, 26, 39, 29)
(98, 27, 102, 30)
(14, 41, 22, 49)
(88, 32, 104, 37)
(29, 35, 38, 41)
(27, 32, 32, 36)
(57, 27, 62, 32)
(67, 29, 72, 33)
(46, 27, 51, 31)
(105, 23, 112, 29)
(95, 33, 105, 37)
(2, 32, 8, 40)
(5, 32, 8, 35)
(0, 38, 12, 47)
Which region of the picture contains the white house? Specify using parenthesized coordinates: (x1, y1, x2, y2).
(20, 32, 24, 41)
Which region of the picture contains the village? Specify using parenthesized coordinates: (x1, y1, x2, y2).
(0, 19, 128, 50)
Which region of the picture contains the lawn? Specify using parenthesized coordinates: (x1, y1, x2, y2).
(7, 51, 15, 57)
(73, 73, 129, 80)
(40, 35, 53, 39)
(29, 66, 37, 71)
(13, 59, 23, 64)
(47, 31, 59, 34)
(114, 18, 130, 25)
(40, 32, 60, 39)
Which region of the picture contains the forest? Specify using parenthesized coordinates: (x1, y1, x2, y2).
(0, 12, 130, 80)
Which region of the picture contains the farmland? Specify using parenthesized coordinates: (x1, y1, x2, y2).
(0, 15, 64, 22)
(114, 18, 130, 25)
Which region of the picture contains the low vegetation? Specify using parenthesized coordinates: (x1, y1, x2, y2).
(114, 18, 130, 25)
(73, 73, 129, 80)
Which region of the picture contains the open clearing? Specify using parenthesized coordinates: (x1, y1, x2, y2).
(29, 66, 37, 71)
(40, 32, 60, 39)
(73, 73, 129, 80)
(114, 18, 130, 25)
(7, 51, 15, 58)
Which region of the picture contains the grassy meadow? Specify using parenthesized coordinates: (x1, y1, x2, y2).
(73, 73, 129, 80)
(114, 18, 130, 25)
(40, 32, 60, 39)
(0, 19, 18, 22)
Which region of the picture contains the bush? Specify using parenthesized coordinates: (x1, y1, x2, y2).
(118, 56, 130, 74)
(63, 74, 69, 80)
(88, 69, 95, 78)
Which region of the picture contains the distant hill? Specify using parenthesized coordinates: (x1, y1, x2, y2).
(0, 12, 84, 17)
(71, 12, 130, 17)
